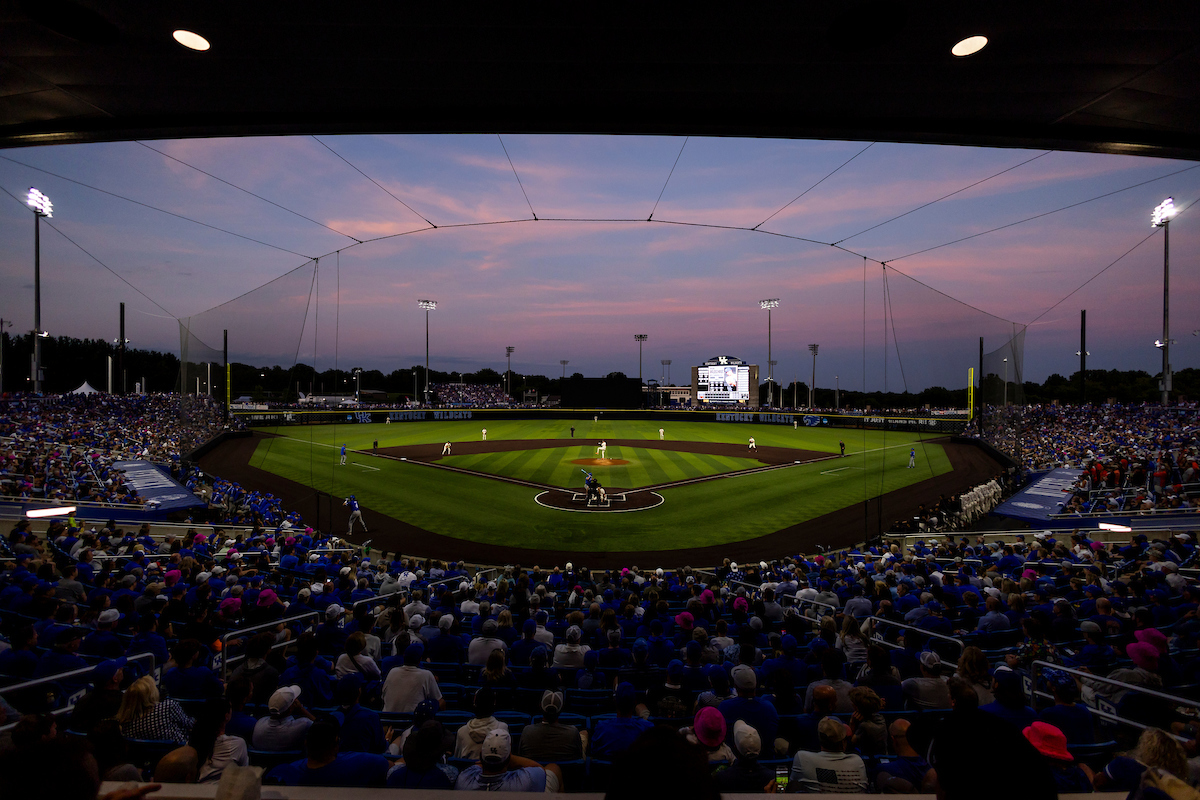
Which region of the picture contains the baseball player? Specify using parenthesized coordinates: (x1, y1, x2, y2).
(442, 442, 452, 455)
(748, 437, 756, 451)
(340, 444, 347, 465)
(794, 419, 798, 429)
(595, 441, 607, 459)
(659, 428, 664, 440)
(908, 448, 916, 468)
(345, 495, 367, 534)
(482, 428, 487, 441)
(840, 440, 845, 457)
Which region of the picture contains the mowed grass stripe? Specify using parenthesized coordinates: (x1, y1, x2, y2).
(641, 446, 684, 483)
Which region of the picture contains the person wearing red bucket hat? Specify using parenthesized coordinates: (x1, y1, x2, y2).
(1023, 721, 1094, 793)
(684, 706, 733, 763)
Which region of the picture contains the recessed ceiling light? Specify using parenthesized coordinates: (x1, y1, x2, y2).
(173, 29, 210, 51)
(951, 35, 988, 57)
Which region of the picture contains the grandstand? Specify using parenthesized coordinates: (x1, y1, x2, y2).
(1, 390, 1199, 798)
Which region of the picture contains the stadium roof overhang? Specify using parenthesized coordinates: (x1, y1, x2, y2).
(1, 4, 1199, 160)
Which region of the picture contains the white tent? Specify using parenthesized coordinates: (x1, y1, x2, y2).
(70, 381, 101, 395)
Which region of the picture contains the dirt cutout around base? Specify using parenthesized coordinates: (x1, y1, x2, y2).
(571, 458, 630, 466)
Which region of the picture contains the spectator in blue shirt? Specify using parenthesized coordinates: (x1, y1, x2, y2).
(126, 613, 170, 668)
(277, 634, 334, 708)
(591, 682, 653, 759)
(266, 720, 389, 787)
(980, 669, 1036, 731)
(162, 639, 223, 699)
(330, 674, 386, 754)
(719, 665, 779, 752)
(1037, 671, 1094, 745)
(80, 608, 125, 659)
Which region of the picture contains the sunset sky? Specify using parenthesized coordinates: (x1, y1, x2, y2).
(0, 134, 1196, 394)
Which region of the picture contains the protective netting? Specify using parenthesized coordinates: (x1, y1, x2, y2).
(981, 327, 1027, 409)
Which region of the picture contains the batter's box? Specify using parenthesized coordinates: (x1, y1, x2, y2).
(570, 492, 627, 507)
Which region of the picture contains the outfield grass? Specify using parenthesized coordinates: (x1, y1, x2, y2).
(442, 445, 763, 489)
(249, 420, 950, 552)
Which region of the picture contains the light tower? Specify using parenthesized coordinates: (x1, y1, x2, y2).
(26, 187, 52, 393)
(417, 299, 436, 405)
(808, 343, 819, 408)
(634, 334, 648, 385)
(560, 359, 569, 379)
(1152, 197, 1176, 406)
(760, 299, 779, 407)
(505, 346, 515, 397)
(661, 359, 671, 385)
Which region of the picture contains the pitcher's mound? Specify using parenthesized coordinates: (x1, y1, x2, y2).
(571, 458, 629, 466)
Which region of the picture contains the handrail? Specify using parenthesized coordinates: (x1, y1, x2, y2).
(1029, 659, 1195, 742)
(218, 610, 320, 681)
(0, 651, 157, 732)
(865, 615, 965, 658)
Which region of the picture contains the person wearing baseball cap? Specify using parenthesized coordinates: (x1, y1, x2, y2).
(332, 673, 386, 754)
(518, 690, 583, 762)
(720, 664, 780, 755)
(714, 719, 774, 792)
(253, 685, 315, 751)
(68, 657, 126, 734)
(591, 682, 653, 759)
(790, 716, 868, 792)
(454, 728, 563, 792)
(900, 651, 952, 709)
(684, 706, 733, 763)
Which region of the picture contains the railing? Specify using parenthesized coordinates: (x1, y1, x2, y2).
(865, 615, 965, 660)
(218, 611, 320, 681)
(1029, 659, 1196, 742)
(0, 651, 157, 733)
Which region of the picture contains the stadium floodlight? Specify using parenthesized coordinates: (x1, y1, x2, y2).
(760, 300, 779, 407)
(26, 505, 75, 519)
(808, 343, 819, 408)
(506, 346, 515, 397)
(634, 335, 648, 399)
(1152, 198, 1175, 406)
(661, 359, 671, 386)
(951, 35, 988, 57)
(560, 359, 569, 379)
(26, 188, 51, 393)
(418, 300, 437, 405)
(1003, 357, 1009, 407)
(352, 367, 363, 403)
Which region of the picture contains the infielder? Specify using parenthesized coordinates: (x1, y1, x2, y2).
(659, 428, 664, 440)
(908, 448, 916, 468)
(748, 437, 756, 451)
(340, 444, 347, 465)
(442, 442, 452, 455)
(345, 495, 367, 534)
(482, 428, 487, 441)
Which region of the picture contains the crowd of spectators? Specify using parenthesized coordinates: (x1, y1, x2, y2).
(0, 394, 224, 506)
(1, 519, 1200, 795)
(430, 384, 512, 408)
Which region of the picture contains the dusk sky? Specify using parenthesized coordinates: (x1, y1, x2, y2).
(0, 134, 1197, 395)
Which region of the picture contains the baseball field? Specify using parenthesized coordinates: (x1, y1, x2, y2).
(238, 418, 954, 554)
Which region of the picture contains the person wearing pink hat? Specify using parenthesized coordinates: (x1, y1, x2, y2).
(683, 706, 733, 763)
(1023, 721, 1093, 793)
(1087, 641, 1163, 706)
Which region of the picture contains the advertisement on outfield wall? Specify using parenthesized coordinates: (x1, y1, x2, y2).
(235, 408, 967, 433)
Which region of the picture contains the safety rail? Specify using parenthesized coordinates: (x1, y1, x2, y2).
(1029, 659, 1196, 742)
(865, 615, 966, 660)
(0, 651, 157, 732)
(218, 610, 320, 681)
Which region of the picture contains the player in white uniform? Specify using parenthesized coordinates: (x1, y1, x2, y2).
(482, 428, 487, 441)
(596, 441, 607, 459)
(659, 428, 664, 440)
(442, 442, 452, 455)
(748, 438, 756, 450)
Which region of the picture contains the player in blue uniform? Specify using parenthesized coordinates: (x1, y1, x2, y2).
(345, 495, 367, 534)
(908, 448, 916, 468)
(340, 444, 347, 465)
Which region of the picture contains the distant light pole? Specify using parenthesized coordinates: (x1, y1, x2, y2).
(412, 369, 418, 405)
(1152, 197, 1176, 406)
(352, 367, 362, 402)
(634, 334, 648, 386)
(560, 359, 569, 379)
(808, 343, 819, 408)
(417, 300, 436, 405)
(26, 188, 52, 393)
(835, 375, 839, 410)
(1002, 357, 1009, 407)
(505, 346, 515, 397)
(0, 318, 11, 394)
(760, 299, 779, 407)
(661, 359, 671, 385)
(769, 360, 778, 406)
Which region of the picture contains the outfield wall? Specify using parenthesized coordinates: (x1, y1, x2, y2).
(233, 407, 968, 434)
